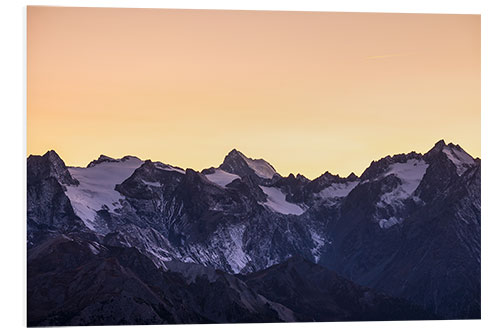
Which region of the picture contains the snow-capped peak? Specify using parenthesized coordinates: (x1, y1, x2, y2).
(426, 140, 476, 176)
(86, 154, 142, 168)
(234, 149, 277, 179)
(220, 149, 278, 180)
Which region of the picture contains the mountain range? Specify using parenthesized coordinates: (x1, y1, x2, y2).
(27, 140, 480, 326)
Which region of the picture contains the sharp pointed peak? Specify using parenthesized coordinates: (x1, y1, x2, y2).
(429, 139, 466, 151)
(224, 149, 252, 163)
(39, 150, 68, 167)
(220, 149, 278, 179)
(222, 149, 245, 162)
(225, 149, 271, 162)
(43, 149, 60, 157)
(319, 171, 342, 179)
(346, 172, 359, 181)
(426, 139, 467, 156)
(296, 173, 310, 182)
(227, 148, 245, 156)
(28, 150, 78, 185)
(316, 171, 358, 183)
(434, 139, 446, 147)
(424, 139, 476, 175)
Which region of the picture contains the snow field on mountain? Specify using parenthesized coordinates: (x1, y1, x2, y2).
(65, 157, 144, 231)
(205, 169, 241, 187)
(318, 181, 359, 199)
(259, 186, 305, 215)
(378, 159, 429, 206)
(241, 154, 277, 179)
(375, 159, 428, 229)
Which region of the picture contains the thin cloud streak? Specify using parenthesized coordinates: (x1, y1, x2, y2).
(27, 8, 480, 179)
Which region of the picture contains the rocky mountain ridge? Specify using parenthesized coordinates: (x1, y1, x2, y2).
(27, 140, 481, 324)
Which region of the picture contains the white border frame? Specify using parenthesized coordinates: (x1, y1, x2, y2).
(1, 0, 498, 332)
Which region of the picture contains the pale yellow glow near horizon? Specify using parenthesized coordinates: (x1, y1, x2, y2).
(27, 7, 480, 179)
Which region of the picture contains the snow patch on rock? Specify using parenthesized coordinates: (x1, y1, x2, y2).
(378, 217, 403, 229)
(143, 180, 161, 187)
(310, 229, 325, 263)
(226, 225, 250, 273)
(88, 242, 102, 255)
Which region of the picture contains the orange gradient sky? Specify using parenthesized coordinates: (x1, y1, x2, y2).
(27, 7, 480, 178)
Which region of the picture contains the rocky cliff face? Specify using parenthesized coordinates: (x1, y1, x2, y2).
(27, 140, 480, 324)
(27, 151, 85, 247)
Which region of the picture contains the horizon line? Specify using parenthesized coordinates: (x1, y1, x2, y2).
(27, 139, 479, 180)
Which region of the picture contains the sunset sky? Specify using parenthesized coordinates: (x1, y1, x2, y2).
(27, 7, 480, 178)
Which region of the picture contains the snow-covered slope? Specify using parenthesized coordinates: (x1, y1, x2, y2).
(375, 159, 428, 228)
(153, 161, 185, 174)
(242, 155, 277, 179)
(378, 159, 428, 205)
(442, 145, 476, 176)
(259, 186, 306, 215)
(205, 169, 240, 187)
(318, 181, 359, 199)
(65, 156, 144, 232)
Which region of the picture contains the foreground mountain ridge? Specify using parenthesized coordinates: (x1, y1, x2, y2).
(28, 234, 436, 326)
(27, 140, 480, 324)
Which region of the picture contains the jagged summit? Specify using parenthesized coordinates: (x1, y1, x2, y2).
(424, 139, 477, 176)
(296, 173, 310, 182)
(27, 141, 481, 322)
(360, 151, 423, 181)
(27, 149, 63, 163)
(27, 150, 79, 186)
(316, 171, 358, 184)
(226, 148, 242, 157)
(425, 139, 472, 157)
(425, 139, 450, 157)
(43, 149, 62, 161)
(86, 154, 142, 168)
(433, 139, 446, 149)
(346, 172, 358, 181)
(220, 149, 278, 180)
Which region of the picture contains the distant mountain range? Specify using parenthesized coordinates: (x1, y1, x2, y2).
(27, 140, 480, 325)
